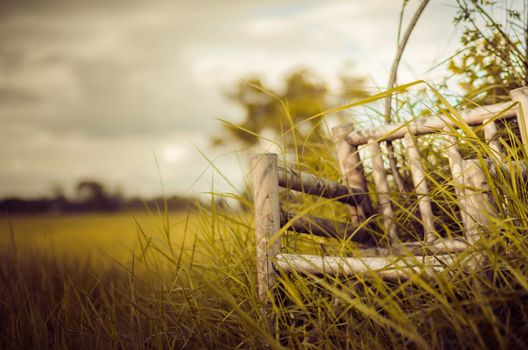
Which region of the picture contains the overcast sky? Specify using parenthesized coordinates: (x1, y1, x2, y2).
(0, 0, 475, 198)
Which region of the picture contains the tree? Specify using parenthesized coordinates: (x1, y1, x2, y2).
(448, 0, 527, 106)
(76, 180, 120, 211)
(216, 68, 368, 168)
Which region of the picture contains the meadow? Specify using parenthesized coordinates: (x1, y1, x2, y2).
(2, 82, 528, 348)
(0, 211, 196, 265)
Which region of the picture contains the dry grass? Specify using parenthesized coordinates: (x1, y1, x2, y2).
(1, 83, 528, 349)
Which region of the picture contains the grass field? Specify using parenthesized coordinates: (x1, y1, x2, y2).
(2, 83, 528, 348)
(0, 211, 196, 265)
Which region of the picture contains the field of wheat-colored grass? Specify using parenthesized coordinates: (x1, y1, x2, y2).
(0, 211, 197, 265)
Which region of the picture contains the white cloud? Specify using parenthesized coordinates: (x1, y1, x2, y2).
(0, 0, 474, 198)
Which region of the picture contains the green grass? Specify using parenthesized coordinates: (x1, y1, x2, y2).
(2, 83, 528, 349)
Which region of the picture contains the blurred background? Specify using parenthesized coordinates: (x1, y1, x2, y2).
(0, 0, 465, 210)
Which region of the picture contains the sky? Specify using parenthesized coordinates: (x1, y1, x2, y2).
(0, 0, 474, 199)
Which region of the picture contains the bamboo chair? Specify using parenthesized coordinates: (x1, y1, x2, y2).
(251, 87, 528, 302)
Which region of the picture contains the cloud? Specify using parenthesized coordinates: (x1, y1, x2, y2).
(184, 1, 461, 92)
(0, 86, 41, 104)
(0, 0, 467, 197)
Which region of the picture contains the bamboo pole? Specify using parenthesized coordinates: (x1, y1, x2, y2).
(483, 119, 502, 156)
(332, 125, 372, 225)
(277, 167, 365, 206)
(251, 153, 281, 302)
(279, 210, 372, 243)
(404, 133, 435, 242)
(461, 159, 494, 244)
(343, 101, 516, 146)
(444, 134, 471, 233)
(354, 238, 469, 256)
(509, 87, 528, 154)
(275, 252, 484, 281)
(367, 139, 398, 242)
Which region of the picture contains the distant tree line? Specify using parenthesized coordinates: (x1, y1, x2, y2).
(0, 179, 198, 215)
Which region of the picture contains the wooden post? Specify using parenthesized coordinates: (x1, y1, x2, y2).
(404, 133, 435, 242)
(509, 87, 528, 154)
(444, 134, 471, 234)
(251, 153, 281, 302)
(368, 139, 398, 242)
(461, 159, 494, 244)
(483, 119, 502, 156)
(332, 125, 372, 225)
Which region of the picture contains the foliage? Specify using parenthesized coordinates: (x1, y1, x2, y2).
(448, 0, 527, 105)
(216, 68, 368, 165)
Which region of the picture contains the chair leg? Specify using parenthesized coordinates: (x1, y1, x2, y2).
(251, 153, 281, 303)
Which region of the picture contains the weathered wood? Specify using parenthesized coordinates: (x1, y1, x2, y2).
(483, 119, 502, 156)
(487, 159, 528, 180)
(340, 101, 516, 146)
(404, 133, 435, 242)
(368, 139, 398, 242)
(461, 159, 494, 244)
(279, 210, 372, 243)
(277, 167, 365, 206)
(251, 153, 281, 302)
(509, 87, 528, 154)
(444, 134, 471, 233)
(396, 238, 469, 255)
(275, 252, 484, 280)
(332, 126, 372, 224)
(353, 238, 469, 256)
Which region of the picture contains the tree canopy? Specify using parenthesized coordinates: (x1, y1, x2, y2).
(216, 68, 368, 165)
(448, 0, 527, 106)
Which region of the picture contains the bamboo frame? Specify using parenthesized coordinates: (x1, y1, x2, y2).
(404, 133, 435, 242)
(251, 93, 522, 285)
(343, 101, 516, 146)
(368, 139, 398, 242)
(444, 134, 471, 234)
(332, 125, 372, 224)
(461, 159, 494, 244)
(510, 87, 528, 154)
(483, 119, 502, 156)
(355, 238, 469, 256)
(275, 252, 484, 281)
(278, 166, 365, 206)
(251, 153, 281, 302)
(280, 210, 372, 242)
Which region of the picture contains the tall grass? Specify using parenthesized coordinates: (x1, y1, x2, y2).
(2, 83, 528, 349)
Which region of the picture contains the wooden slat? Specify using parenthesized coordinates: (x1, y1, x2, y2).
(510, 87, 528, 154)
(279, 210, 372, 243)
(367, 139, 398, 242)
(404, 133, 435, 242)
(277, 167, 365, 206)
(338, 101, 516, 146)
(444, 134, 470, 233)
(483, 119, 502, 155)
(275, 252, 484, 281)
(332, 125, 373, 224)
(355, 238, 470, 257)
(251, 154, 281, 302)
(461, 159, 494, 244)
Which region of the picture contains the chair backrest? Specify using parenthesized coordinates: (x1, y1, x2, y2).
(251, 87, 528, 302)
